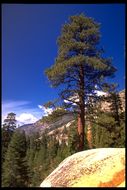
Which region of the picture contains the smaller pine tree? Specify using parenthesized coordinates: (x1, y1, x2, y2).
(2, 112, 17, 163)
(68, 121, 79, 154)
(2, 131, 30, 187)
(107, 91, 123, 126)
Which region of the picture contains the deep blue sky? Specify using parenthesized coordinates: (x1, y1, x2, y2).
(2, 4, 125, 123)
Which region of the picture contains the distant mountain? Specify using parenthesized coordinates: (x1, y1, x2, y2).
(17, 113, 75, 137)
(17, 89, 125, 140)
(17, 123, 45, 136)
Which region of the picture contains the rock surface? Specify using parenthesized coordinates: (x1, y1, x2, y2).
(40, 148, 125, 187)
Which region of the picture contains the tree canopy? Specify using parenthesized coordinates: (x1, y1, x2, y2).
(45, 13, 117, 150)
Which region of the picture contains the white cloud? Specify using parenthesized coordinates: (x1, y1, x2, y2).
(2, 100, 30, 116)
(16, 113, 38, 125)
(38, 105, 53, 116)
(2, 100, 44, 126)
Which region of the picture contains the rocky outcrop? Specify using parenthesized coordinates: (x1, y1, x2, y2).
(40, 148, 125, 187)
(47, 120, 75, 145)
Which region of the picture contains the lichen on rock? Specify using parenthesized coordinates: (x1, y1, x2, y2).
(40, 148, 125, 187)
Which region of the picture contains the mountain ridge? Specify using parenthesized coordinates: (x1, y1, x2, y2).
(17, 89, 125, 138)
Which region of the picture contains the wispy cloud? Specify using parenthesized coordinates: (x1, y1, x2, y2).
(2, 100, 44, 125)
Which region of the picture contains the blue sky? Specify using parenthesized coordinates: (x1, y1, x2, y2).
(2, 4, 125, 124)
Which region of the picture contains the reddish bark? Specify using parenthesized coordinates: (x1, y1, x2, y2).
(87, 122, 93, 149)
(77, 114, 84, 151)
(77, 64, 85, 151)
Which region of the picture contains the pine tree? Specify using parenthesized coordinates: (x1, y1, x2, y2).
(108, 91, 123, 126)
(2, 130, 30, 187)
(3, 112, 17, 129)
(48, 136, 59, 161)
(45, 13, 116, 150)
(68, 120, 80, 154)
(2, 112, 17, 163)
(91, 109, 125, 148)
(29, 132, 49, 186)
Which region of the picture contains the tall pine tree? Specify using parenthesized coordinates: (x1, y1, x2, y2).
(45, 14, 116, 150)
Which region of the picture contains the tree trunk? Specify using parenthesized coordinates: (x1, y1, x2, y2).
(87, 121, 93, 149)
(78, 112, 85, 151)
(77, 64, 85, 151)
